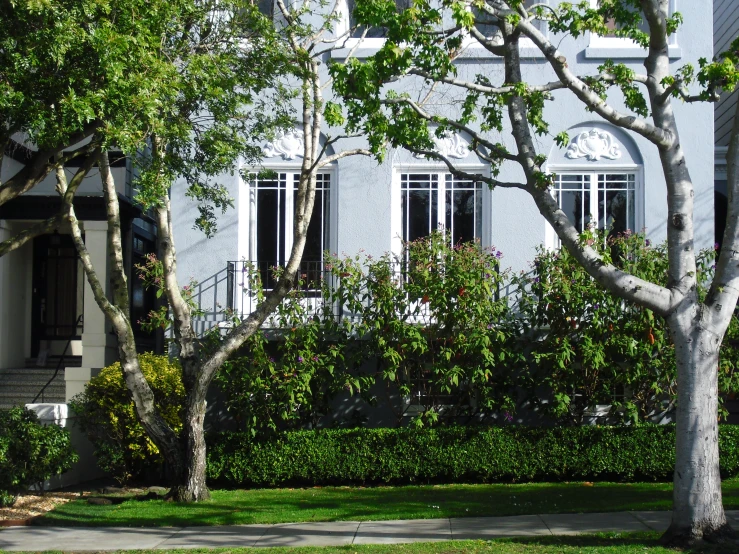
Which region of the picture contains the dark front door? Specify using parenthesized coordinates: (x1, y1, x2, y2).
(31, 234, 84, 358)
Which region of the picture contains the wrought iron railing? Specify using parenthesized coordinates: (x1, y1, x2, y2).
(226, 261, 341, 327)
(213, 259, 502, 330)
(32, 314, 83, 404)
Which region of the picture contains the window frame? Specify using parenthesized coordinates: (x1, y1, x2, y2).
(237, 163, 337, 273)
(391, 164, 491, 257)
(544, 164, 644, 249)
(585, 0, 680, 59)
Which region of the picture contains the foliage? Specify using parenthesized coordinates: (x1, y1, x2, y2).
(206, 425, 739, 488)
(214, 264, 373, 436)
(218, 232, 739, 430)
(508, 230, 739, 424)
(338, 233, 518, 426)
(217, 232, 519, 432)
(0, 407, 78, 507)
(69, 353, 185, 484)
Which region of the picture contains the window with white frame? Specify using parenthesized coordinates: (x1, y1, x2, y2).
(400, 172, 483, 245)
(550, 172, 637, 244)
(346, 0, 411, 38)
(247, 171, 331, 289)
(588, 0, 678, 52)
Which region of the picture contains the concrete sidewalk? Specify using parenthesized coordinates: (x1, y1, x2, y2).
(2, 511, 738, 551)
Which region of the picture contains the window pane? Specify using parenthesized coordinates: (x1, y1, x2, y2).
(402, 173, 438, 242)
(253, 173, 287, 287)
(445, 175, 482, 245)
(554, 174, 590, 232)
(597, 173, 636, 233)
(296, 173, 331, 263)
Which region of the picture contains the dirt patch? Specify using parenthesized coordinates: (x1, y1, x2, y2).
(0, 492, 87, 524)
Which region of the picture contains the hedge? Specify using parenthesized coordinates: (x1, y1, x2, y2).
(206, 425, 739, 488)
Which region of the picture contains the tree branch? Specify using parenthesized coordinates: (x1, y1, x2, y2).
(0, 121, 102, 207)
(99, 150, 130, 316)
(516, 19, 672, 147)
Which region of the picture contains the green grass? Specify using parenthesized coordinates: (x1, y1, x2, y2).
(18, 534, 739, 554)
(35, 480, 739, 527)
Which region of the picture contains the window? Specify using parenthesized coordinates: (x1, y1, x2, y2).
(247, 171, 331, 289)
(468, 0, 547, 52)
(550, 172, 637, 244)
(587, 0, 679, 56)
(400, 172, 482, 245)
(345, 0, 411, 39)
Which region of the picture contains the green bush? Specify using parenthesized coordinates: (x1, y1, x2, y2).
(508, 229, 739, 424)
(69, 353, 184, 484)
(206, 425, 739, 487)
(0, 407, 78, 507)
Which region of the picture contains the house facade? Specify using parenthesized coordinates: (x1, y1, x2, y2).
(173, 0, 715, 332)
(0, 146, 158, 407)
(0, 1, 717, 410)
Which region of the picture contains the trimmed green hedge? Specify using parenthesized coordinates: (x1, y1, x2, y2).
(206, 425, 739, 487)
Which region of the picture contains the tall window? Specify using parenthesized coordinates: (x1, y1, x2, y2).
(551, 172, 637, 241)
(347, 0, 411, 38)
(400, 172, 482, 245)
(249, 171, 331, 288)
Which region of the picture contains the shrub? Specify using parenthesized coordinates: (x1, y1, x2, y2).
(69, 353, 184, 484)
(509, 230, 739, 424)
(217, 232, 519, 432)
(0, 407, 78, 507)
(206, 425, 739, 488)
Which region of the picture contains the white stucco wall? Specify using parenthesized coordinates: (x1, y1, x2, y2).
(171, 0, 715, 307)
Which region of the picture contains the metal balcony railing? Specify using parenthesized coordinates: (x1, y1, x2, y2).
(225, 261, 342, 328)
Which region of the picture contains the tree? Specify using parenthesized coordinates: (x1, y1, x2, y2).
(332, 0, 739, 544)
(1, 0, 371, 501)
(0, 0, 172, 255)
(2, 0, 289, 500)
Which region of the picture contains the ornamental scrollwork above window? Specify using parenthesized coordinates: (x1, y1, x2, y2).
(565, 129, 622, 161)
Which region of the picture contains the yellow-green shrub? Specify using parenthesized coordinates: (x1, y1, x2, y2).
(70, 353, 184, 484)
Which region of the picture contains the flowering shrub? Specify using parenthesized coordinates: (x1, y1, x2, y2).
(217, 232, 520, 431)
(69, 353, 185, 483)
(216, 230, 739, 430)
(509, 229, 739, 423)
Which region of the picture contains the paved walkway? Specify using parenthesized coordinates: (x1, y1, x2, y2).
(2, 511, 739, 550)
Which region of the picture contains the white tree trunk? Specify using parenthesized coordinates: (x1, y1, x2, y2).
(664, 300, 732, 541)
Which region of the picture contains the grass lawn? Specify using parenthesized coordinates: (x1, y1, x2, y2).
(19, 534, 739, 554)
(34, 480, 739, 527)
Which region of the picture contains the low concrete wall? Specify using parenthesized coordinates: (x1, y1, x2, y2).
(25, 403, 107, 489)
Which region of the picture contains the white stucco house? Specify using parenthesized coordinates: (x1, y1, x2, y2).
(0, 0, 722, 418)
(172, 0, 715, 335)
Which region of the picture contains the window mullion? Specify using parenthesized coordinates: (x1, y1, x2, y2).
(589, 173, 599, 231)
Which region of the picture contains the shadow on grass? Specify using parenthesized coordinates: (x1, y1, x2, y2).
(31, 481, 739, 529)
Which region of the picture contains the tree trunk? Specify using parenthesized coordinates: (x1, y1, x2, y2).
(169, 394, 210, 502)
(662, 299, 733, 544)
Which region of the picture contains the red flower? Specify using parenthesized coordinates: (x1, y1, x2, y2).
(422, 294, 430, 304)
(458, 286, 466, 297)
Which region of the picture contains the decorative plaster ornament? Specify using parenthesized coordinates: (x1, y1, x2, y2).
(565, 129, 622, 161)
(413, 132, 470, 159)
(262, 129, 304, 160)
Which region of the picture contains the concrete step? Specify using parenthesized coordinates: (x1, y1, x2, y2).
(0, 368, 67, 409)
(0, 368, 67, 382)
(25, 355, 82, 369)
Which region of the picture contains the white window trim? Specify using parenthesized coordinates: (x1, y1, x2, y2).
(391, 164, 492, 257)
(237, 162, 337, 266)
(586, 0, 680, 58)
(544, 164, 644, 249)
(333, 1, 548, 58)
